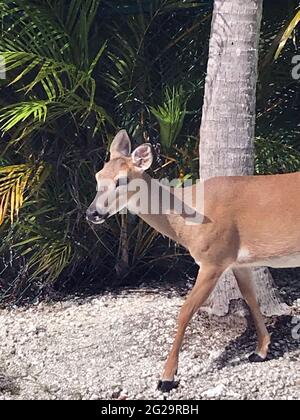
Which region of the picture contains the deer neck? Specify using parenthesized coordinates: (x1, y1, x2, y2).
(128, 172, 194, 248)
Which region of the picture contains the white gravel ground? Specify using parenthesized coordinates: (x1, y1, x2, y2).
(0, 288, 299, 400)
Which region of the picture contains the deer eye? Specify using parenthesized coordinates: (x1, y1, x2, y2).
(116, 177, 129, 189)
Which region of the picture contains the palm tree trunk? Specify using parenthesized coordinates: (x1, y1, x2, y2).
(199, 0, 289, 316)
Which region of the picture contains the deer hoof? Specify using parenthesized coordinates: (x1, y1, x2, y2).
(249, 353, 266, 363)
(157, 380, 179, 393)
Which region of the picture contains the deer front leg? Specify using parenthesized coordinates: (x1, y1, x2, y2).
(158, 264, 224, 392)
(233, 267, 271, 362)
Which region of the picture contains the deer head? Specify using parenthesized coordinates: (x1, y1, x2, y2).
(86, 130, 153, 224)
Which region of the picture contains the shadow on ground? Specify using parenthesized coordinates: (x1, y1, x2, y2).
(0, 372, 19, 396)
(214, 315, 300, 370)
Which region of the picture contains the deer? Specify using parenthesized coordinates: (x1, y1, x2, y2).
(86, 129, 298, 393)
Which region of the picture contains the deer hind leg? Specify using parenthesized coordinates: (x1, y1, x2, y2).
(158, 264, 224, 393)
(233, 267, 271, 362)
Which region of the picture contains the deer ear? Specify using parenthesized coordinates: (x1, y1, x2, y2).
(110, 130, 131, 158)
(132, 144, 153, 171)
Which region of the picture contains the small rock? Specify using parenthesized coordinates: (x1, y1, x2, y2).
(202, 384, 226, 399)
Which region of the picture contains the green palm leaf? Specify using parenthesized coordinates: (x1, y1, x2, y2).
(150, 86, 187, 152)
(0, 0, 108, 127)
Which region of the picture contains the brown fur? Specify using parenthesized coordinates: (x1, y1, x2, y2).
(87, 131, 298, 389)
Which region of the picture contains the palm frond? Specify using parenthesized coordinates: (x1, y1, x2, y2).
(27, 239, 73, 283)
(12, 222, 73, 285)
(275, 9, 300, 60)
(0, 1, 106, 110)
(0, 94, 113, 141)
(0, 162, 47, 225)
(255, 134, 300, 175)
(150, 86, 187, 152)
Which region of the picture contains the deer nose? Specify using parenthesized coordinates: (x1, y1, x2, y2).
(86, 209, 99, 218)
(86, 208, 100, 223)
(86, 208, 109, 223)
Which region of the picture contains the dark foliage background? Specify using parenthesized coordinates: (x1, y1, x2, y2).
(0, 0, 299, 305)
